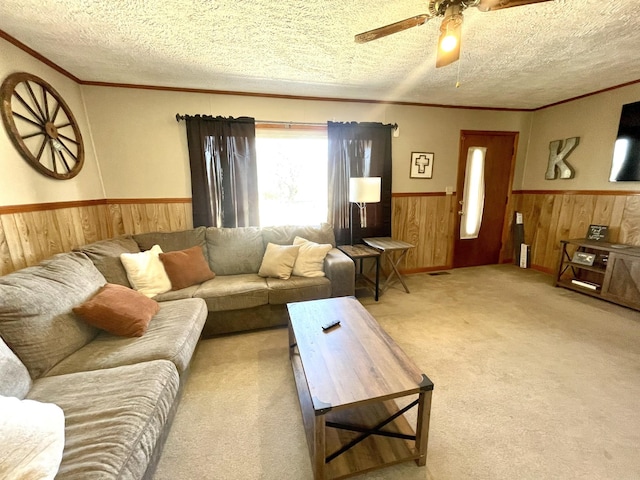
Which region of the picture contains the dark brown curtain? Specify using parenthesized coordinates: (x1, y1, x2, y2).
(185, 115, 259, 227)
(328, 122, 393, 245)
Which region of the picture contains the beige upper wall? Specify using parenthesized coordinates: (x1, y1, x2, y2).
(386, 104, 531, 193)
(4, 32, 639, 206)
(0, 37, 104, 206)
(81, 85, 533, 198)
(523, 82, 640, 190)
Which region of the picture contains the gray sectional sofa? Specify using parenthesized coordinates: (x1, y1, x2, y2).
(0, 223, 354, 479)
(80, 223, 355, 336)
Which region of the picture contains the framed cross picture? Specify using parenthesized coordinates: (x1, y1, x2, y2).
(410, 152, 434, 178)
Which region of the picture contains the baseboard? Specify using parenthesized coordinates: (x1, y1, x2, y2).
(400, 265, 452, 274)
(530, 264, 554, 275)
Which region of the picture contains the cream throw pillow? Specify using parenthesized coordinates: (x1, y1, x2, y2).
(0, 395, 65, 480)
(120, 244, 172, 297)
(292, 236, 332, 278)
(258, 243, 300, 280)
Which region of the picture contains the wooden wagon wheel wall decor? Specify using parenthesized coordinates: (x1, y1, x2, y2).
(1, 72, 84, 179)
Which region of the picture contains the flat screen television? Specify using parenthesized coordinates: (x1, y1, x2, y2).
(609, 100, 640, 182)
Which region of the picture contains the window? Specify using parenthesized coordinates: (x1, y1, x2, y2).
(460, 146, 486, 239)
(255, 127, 328, 227)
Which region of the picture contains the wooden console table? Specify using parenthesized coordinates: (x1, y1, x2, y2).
(555, 238, 640, 311)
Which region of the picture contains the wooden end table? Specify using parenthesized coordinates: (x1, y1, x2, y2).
(288, 297, 434, 480)
(337, 244, 380, 301)
(363, 237, 414, 293)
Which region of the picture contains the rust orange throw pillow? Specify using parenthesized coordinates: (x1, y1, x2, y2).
(73, 284, 159, 337)
(159, 246, 215, 290)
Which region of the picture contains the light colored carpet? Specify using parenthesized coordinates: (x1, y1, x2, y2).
(153, 265, 640, 480)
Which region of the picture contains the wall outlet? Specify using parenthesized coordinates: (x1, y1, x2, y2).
(445, 186, 454, 195)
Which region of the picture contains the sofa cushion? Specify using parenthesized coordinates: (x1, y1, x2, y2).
(46, 298, 207, 376)
(120, 245, 172, 298)
(261, 223, 336, 248)
(159, 246, 215, 290)
(206, 227, 265, 275)
(76, 236, 140, 287)
(0, 337, 31, 399)
(152, 285, 200, 302)
(0, 395, 65, 479)
(73, 284, 160, 337)
(258, 243, 300, 280)
(0, 252, 104, 379)
(193, 274, 269, 312)
(133, 226, 208, 261)
(28, 360, 179, 480)
(266, 276, 332, 304)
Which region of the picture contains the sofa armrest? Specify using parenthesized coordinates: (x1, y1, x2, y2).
(324, 248, 355, 297)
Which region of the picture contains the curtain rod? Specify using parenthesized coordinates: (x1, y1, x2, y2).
(175, 114, 397, 130)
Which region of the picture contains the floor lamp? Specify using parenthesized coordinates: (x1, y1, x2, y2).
(349, 177, 381, 245)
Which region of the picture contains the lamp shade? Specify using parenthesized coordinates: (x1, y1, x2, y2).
(349, 177, 381, 203)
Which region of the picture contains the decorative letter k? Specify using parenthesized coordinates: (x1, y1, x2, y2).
(545, 137, 579, 180)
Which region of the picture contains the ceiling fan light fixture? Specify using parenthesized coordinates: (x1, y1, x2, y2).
(436, 4, 463, 67)
(440, 32, 458, 52)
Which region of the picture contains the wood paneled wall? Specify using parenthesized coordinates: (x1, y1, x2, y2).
(0, 199, 192, 276)
(107, 201, 193, 236)
(392, 194, 456, 273)
(3, 191, 638, 278)
(0, 203, 111, 275)
(507, 191, 640, 274)
(391, 190, 640, 275)
(2, 194, 450, 277)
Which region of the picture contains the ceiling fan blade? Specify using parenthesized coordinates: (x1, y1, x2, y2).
(476, 0, 553, 12)
(354, 14, 431, 43)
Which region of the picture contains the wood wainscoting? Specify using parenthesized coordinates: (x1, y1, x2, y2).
(2, 194, 453, 277)
(106, 199, 193, 236)
(392, 193, 456, 273)
(392, 190, 640, 276)
(507, 191, 640, 274)
(3, 191, 638, 278)
(0, 199, 192, 276)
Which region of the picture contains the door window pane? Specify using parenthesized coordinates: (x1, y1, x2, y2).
(460, 146, 486, 239)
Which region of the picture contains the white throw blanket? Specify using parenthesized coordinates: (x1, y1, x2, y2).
(0, 395, 65, 480)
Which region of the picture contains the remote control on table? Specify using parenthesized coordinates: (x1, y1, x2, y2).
(322, 319, 341, 332)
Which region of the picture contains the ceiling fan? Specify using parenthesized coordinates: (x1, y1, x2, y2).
(355, 0, 553, 68)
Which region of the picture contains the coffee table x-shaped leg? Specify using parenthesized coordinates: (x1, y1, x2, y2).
(363, 237, 414, 294)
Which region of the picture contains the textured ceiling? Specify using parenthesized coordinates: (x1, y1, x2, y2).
(1, 0, 639, 109)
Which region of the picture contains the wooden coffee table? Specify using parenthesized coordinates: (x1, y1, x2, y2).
(287, 297, 434, 480)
